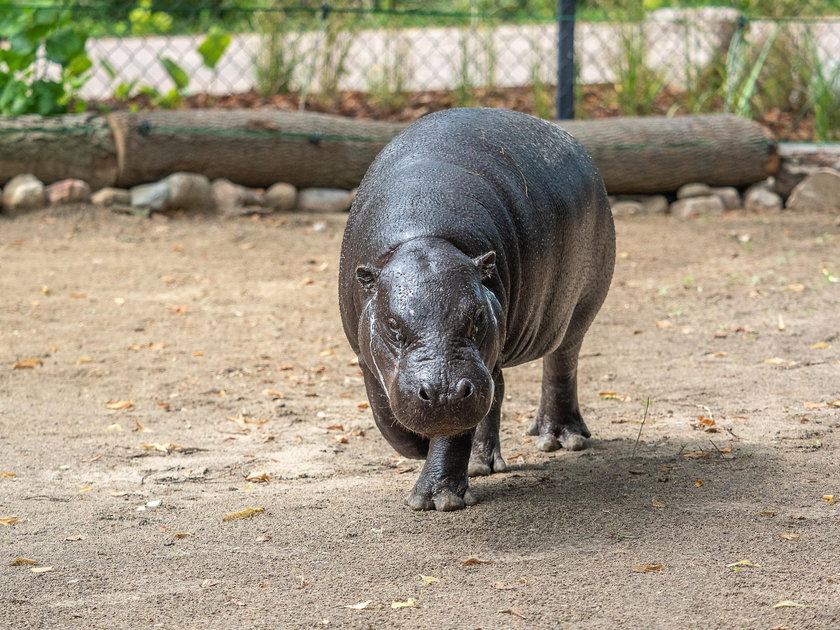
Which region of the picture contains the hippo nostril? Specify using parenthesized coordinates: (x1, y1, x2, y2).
(455, 378, 474, 400)
(418, 383, 435, 403)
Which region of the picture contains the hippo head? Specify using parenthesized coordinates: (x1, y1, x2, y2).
(356, 238, 504, 438)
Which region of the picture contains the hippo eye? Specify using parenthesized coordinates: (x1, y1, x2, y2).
(467, 310, 485, 340)
(386, 318, 404, 343)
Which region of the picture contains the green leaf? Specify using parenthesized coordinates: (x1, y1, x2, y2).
(64, 53, 92, 77)
(100, 57, 117, 81)
(197, 27, 231, 70)
(45, 27, 87, 66)
(31, 79, 65, 115)
(160, 56, 189, 91)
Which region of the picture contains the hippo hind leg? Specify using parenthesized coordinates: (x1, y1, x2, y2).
(468, 369, 508, 476)
(528, 340, 591, 452)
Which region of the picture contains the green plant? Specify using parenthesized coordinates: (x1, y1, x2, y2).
(367, 31, 410, 112)
(723, 23, 778, 118)
(254, 10, 306, 95)
(613, 21, 665, 115)
(0, 5, 92, 115)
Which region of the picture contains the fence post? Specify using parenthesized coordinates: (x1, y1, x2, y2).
(555, 0, 576, 119)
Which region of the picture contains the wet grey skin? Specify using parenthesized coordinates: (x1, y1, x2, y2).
(338, 107, 615, 511)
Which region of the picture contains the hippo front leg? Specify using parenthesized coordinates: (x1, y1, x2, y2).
(528, 343, 590, 452)
(406, 431, 477, 511)
(468, 368, 507, 476)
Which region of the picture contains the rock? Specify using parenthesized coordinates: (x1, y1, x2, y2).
(130, 172, 212, 215)
(130, 181, 170, 216)
(744, 185, 783, 213)
(670, 195, 725, 219)
(774, 159, 821, 199)
(264, 183, 298, 212)
(297, 188, 354, 213)
(676, 182, 713, 199)
(709, 186, 741, 210)
(638, 194, 669, 215)
(610, 200, 643, 217)
(91, 187, 131, 207)
(163, 172, 213, 212)
(2, 174, 47, 213)
(46, 179, 91, 205)
(212, 178, 267, 216)
(786, 168, 840, 212)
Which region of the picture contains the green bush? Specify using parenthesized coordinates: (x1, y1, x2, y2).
(0, 4, 92, 115)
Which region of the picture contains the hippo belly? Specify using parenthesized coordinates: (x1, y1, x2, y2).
(338, 107, 615, 511)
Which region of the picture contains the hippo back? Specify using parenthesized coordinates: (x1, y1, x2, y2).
(339, 107, 614, 367)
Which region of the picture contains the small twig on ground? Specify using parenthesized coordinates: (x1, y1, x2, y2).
(709, 439, 735, 469)
(632, 398, 651, 459)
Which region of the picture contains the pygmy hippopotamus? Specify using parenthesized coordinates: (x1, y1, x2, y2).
(338, 107, 615, 511)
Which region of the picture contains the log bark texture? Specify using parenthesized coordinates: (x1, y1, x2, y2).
(108, 110, 406, 190)
(558, 114, 778, 194)
(0, 110, 777, 195)
(0, 114, 117, 190)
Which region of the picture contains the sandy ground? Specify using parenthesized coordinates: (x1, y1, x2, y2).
(1, 206, 838, 630)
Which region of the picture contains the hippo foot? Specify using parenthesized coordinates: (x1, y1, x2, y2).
(468, 452, 507, 477)
(405, 485, 477, 512)
(527, 414, 590, 452)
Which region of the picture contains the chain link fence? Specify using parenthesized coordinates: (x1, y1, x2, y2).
(2, 1, 838, 140)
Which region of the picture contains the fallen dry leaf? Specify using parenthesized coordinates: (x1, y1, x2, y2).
(326, 424, 344, 431)
(357, 402, 370, 409)
(64, 535, 86, 541)
(227, 413, 269, 426)
(764, 357, 787, 365)
(139, 443, 181, 454)
(200, 579, 219, 589)
(30, 567, 53, 573)
(492, 582, 516, 590)
(757, 510, 777, 516)
(419, 575, 440, 584)
(105, 400, 133, 410)
(167, 304, 189, 315)
(109, 491, 128, 498)
(78, 486, 94, 493)
(391, 599, 416, 609)
(655, 320, 675, 328)
(244, 472, 270, 483)
(773, 600, 806, 609)
(133, 420, 151, 433)
(462, 557, 493, 566)
(319, 348, 335, 356)
(632, 564, 664, 573)
(785, 283, 805, 292)
(810, 342, 831, 349)
(0, 518, 21, 526)
(12, 358, 43, 370)
(223, 507, 266, 521)
(0, 472, 16, 478)
(683, 451, 711, 458)
(497, 608, 530, 620)
(651, 499, 667, 508)
(9, 558, 38, 566)
(81, 455, 101, 463)
(822, 495, 835, 505)
(343, 601, 374, 610)
(695, 480, 704, 487)
(103, 423, 123, 432)
(333, 435, 349, 444)
(173, 532, 193, 539)
(779, 533, 801, 540)
(262, 389, 285, 397)
(726, 559, 761, 569)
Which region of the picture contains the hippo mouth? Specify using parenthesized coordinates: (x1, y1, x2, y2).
(390, 371, 494, 438)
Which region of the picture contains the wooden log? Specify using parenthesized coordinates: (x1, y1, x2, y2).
(0, 114, 117, 190)
(558, 114, 779, 194)
(108, 110, 406, 190)
(109, 110, 776, 194)
(1, 110, 776, 195)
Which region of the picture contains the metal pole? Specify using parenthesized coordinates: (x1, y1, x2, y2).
(556, 0, 576, 119)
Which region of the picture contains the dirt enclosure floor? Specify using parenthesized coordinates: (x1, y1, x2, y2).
(1, 206, 838, 630)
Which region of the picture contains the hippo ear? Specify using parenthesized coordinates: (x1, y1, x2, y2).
(355, 264, 380, 291)
(472, 251, 496, 280)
